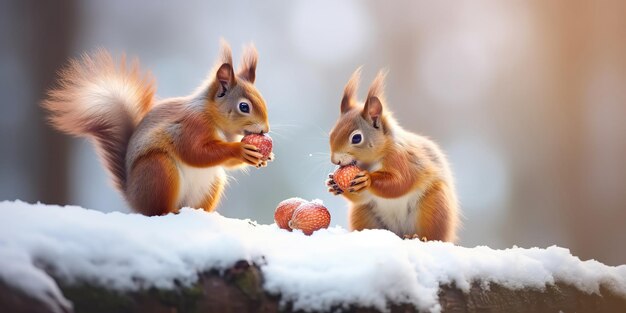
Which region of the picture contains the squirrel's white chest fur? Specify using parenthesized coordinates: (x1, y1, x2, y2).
(366, 190, 423, 236)
(175, 162, 225, 208)
(173, 128, 228, 209)
(357, 161, 424, 236)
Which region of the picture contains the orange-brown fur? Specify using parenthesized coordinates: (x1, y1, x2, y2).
(198, 179, 225, 213)
(43, 41, 271, 215)
(174, 114, 241, 167)
(349, 203, 382, 231)
(328, 69, 459, 242)
(126, 152, 179, 216)
(417, 181, 457, 241)
(43, 50, 155, 190)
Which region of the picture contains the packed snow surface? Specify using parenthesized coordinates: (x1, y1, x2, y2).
(1, 201, 625, 313)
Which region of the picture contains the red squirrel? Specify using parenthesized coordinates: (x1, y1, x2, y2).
(43, 41, 272, 216)
(327, 68, 460, 242)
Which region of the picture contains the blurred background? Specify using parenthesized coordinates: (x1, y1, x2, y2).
(1, 0, 625, 265)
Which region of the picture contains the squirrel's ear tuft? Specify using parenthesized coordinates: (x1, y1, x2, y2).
(238, 43, 257, 84)
(341, 67, 362, 114)
(219, 38, 233, 66)
(362, 70, 387, 128)
(366, 69, 387, 101)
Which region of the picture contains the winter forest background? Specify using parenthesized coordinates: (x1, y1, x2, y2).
(1, 0, 625, 265)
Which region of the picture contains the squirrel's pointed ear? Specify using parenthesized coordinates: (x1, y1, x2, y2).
(341, 67, 362, 114)
(363, 97, 383, 128)
(237, 43, 257, 84)
(215, 40, 235, 98)
(362, 70, 386, 128)
(216, 63, 235, 97)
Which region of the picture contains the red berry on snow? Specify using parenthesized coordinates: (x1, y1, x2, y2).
(288, 202, 331, 235)
(274, 197, 307, 231)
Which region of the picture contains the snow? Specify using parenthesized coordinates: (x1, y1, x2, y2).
(1, 201, 625, 313)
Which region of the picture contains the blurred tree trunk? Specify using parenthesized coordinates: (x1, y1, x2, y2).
(536, 1, 626, 265)
(4, 0, 77, 204)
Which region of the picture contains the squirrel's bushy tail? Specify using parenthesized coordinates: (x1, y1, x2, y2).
(42, 50, 155, 191)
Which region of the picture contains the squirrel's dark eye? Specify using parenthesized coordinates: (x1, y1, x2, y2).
(351, 133, 362, 144)
(238, 102, 250, 114)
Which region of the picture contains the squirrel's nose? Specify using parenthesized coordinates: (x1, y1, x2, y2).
(331, 154, 341, 165)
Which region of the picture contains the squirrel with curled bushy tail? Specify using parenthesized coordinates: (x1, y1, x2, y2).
(43, 41, 272, 216)
(327, 68, 460, 242)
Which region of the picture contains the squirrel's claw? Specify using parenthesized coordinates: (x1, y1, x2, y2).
(326, 179, 340, 190)
(402, 234, 428, 241)
(328, 187, 342, 195)
(326, 178, 342, 195)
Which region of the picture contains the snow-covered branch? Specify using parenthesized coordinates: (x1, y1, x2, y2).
(1, 201, 625, 313)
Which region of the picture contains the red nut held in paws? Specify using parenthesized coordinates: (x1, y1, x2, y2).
(241, 133, 273, 160)
(333, 165, 361, 191)
(288, 202, 331, 235)
(274, 197, 306, 231)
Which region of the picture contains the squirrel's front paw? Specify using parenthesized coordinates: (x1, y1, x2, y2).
(257, 152, 275, 167)
(348, 171, 370, 193)
(326, 174, 343, 195)
(257, 152, 275, 168)
(240, 144, 263, 167)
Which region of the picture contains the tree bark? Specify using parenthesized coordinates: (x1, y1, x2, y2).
(1, 260, 625, 313)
